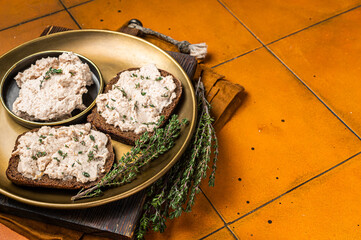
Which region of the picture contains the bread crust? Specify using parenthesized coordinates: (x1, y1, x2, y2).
(6, 127, 115, 190)
(87, 68, 182, 145)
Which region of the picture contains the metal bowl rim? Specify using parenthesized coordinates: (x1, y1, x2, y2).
(0, 50, 104, 127)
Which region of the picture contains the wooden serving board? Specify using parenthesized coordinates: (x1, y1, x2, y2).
(0, 25, 197, 240)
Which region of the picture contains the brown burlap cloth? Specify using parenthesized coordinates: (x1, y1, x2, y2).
(0, 25, 244, 240)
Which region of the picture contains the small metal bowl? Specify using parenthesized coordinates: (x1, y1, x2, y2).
(0, 51, 103, 129)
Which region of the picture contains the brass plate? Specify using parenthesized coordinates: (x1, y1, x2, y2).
(0, 30, 196, 209)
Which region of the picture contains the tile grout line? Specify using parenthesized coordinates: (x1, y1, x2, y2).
(208, 1, 361, 71)
(58, 0, 82, 29)
(227, 150, 361, 225)
(198, 226, 225, 240)
(0, 0, 93, 33)
(218, 0, 361, 227)
(0, 10, 65, 33)
(211, 1, 361, 68)
(199, 189, 239, 240)
(217, 0, 361, 141)
(264, 44, 361, 140)
(265, 4, 361, 46)
(211, 46, 263, 69)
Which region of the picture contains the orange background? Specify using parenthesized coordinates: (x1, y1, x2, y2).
(2, 0, 361, 239)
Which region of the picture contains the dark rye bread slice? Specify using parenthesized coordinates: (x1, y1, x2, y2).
(87, 68, 183, 145)
(6, 127, 115, 190)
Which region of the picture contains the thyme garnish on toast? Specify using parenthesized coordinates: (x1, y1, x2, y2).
(71, 115, 188, 201)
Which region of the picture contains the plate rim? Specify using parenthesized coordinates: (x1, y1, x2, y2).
(0, 29, 197, 209)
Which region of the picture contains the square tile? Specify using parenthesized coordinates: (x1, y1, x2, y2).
(220, 0, 361, 43)
(0, 0, 63, 30)
(68, 0, 261, 66)
(0, 11, 79, 55)
(269, 7, 361, 137)
(201, 47, 361, 223)
(230, 153, 361, 239)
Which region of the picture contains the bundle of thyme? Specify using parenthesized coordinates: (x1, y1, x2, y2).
(136, 76, 218, 239)
(71, 115, 188, 201)
(70, 73, 218, 240)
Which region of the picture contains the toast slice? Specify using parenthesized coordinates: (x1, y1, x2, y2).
(6, 126, 115, 190)
(87, 67, 183, 145)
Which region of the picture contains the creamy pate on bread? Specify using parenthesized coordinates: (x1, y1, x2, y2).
(6, 124, 114, 189)
(87, 64, 182, 145)
(12, 52, 93, 122)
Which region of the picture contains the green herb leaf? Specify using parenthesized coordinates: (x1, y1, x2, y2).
(88, 151, 94, 161)
(36, 151, 46, 158)
(90, 135, 95, 142)
(42, 67, 62, 84)
(51, 68, 62, 74)
(83, 172, 90, 177)
(142, 122, 156, 126)
(39, 79, 44, 89)
(120, 88, 127, 97)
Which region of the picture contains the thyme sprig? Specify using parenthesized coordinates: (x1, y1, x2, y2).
(71, 115, 188, 201)
(40, 67, 62, 88)
(136, 76, 218, 239)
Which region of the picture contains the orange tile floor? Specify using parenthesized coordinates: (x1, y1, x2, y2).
(1, 0, 361, 239)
